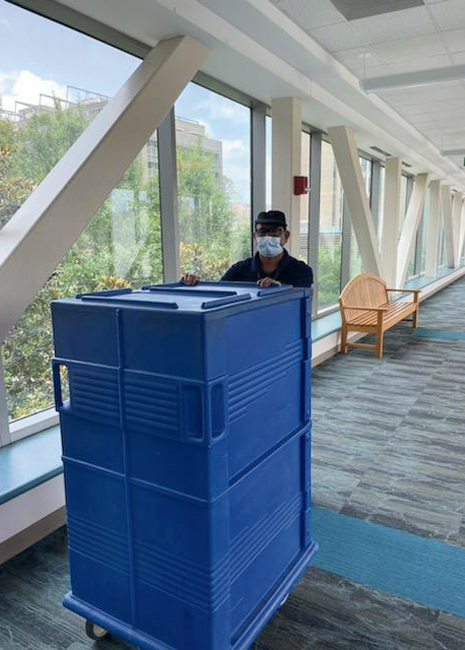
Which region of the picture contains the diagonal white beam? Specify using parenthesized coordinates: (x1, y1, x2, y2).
(381, 158, 402, 286)
(441, 185, 455, 268)
(397, 173, 429, 285)
(0, 36, 210, 344)
(425, 180, 442, 278)
(328, 126, 384, 279)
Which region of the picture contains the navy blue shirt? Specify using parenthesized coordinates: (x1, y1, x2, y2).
(221, 250, 313, 287)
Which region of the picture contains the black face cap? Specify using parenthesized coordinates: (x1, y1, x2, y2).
(255, 210, 287, 228)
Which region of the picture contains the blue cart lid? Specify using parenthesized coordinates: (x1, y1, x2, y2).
(71, 282, 303, 312)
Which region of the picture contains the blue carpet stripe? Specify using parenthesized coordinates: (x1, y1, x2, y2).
(413, 328, 465, 340)
(312, 507, 465, 618)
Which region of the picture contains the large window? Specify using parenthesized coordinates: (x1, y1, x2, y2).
(174, 83, 252, 279)
(0, 4, 163, 422)
(318, 140, 344, 310)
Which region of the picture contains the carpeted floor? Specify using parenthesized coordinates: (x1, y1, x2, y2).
(0, 275, 464, 650)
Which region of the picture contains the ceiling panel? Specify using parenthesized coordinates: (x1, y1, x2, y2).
(308, 21, 365, 50)
(371, 32, 447, 61)
(380, 80, 465, 105)
(272, 0, 344, 31)
(441, 28, 465, 53)
(332, 46, 385, 74)
(349, 6, 436, 45)
(427, 0, 465, 32)
(402, 97, 465, 115)
(379, 53, 452, 74)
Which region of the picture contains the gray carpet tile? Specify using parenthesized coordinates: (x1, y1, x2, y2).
(1, 275, 465, 650)
(1, 532, 465, 650)
(312, 275, 465, 548)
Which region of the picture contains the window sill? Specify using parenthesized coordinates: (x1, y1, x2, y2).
(9, 408, 59, 444)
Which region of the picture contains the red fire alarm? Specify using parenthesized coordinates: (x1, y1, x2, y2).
(294, 175, 309, 195)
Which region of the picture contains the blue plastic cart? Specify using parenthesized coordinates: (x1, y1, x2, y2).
(51, 282, 318, 650)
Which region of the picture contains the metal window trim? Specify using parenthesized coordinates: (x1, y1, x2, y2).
(371, 159, 381, 232)
(158, 109, 180, 282)
(9, 407, 59, 444)
(6, 0, 150, 58)
(309, 130, 322, 316)
(0, 355, 11, 447)
(251, 102, 267, 254)
(315, 303, 340, 318)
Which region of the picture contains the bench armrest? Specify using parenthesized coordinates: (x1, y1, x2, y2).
(341, 305, 388, 312)
(386, 288, 421, 294)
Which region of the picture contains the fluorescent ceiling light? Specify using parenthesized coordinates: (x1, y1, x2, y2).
(361, 64, 465, 92)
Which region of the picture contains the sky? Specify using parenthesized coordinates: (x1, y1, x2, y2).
(0, 0, 257, 204)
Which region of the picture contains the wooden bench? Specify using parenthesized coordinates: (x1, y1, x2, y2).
(339, 272, 420, 358)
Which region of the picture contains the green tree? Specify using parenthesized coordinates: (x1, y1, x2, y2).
(318, 242, 341, 309)
(177, 143, 237, 278)
(0, 105, 162, 418)
(0, 106, 241, 419)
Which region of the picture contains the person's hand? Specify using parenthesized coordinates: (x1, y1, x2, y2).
(257, 278, 281, 288)
(180, 273, 201, 285)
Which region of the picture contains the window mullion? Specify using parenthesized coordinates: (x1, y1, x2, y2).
(0, 352, 11, 446)
(308, 131, 322, 316)
(158, 108, 180, 283)
(251, 102, 267, 253)
(371, 160, 381, 232)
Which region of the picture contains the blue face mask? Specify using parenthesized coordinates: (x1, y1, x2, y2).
(256, 236, 283, 258)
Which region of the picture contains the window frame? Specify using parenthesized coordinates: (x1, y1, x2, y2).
(0, 3, 261, 446)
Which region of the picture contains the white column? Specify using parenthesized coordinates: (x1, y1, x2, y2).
(271, 97, 302, 258)
(0, 36, 210, 345)
(425, 180, 441, 278)
(458, 200, 465, 265)
(397, 173, 429, 285)
(328, 126, 384, 278)
(441, 185, 455, 268)
(382, 158, 402, 286)
(452, 192, 463, 268)
(459, 199, 465, 266)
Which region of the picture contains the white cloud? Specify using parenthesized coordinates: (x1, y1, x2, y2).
(192, 96, 249, 125)
(0, 70, 67, 113)
(222, 139, 247, 156)
(0, 17, 11, 28)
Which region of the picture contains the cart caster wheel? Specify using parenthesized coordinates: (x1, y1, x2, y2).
(85, 620, 109, 640)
